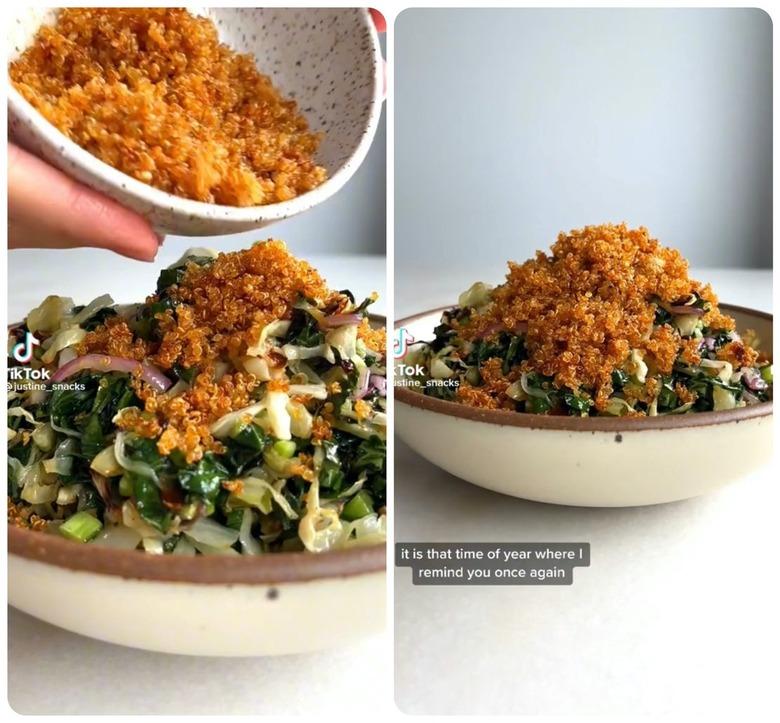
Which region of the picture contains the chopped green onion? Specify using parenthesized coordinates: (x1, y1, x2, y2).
(272, 440, 296, 458)
(59, 511, 102, 543)
(118, 474, 133, 497)
(342, 490, 374, 521)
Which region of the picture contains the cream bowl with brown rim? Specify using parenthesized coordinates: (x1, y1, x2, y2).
(7, 7, 383, 236)
(8, 311, 388, 656)
(395, 304, 773, 507)
(9, 527, 385, 657)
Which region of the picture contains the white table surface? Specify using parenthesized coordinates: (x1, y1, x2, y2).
(7, 245, 389, 716)
(394, 267, 777, 715)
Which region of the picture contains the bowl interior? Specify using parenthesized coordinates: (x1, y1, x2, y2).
(8, 7, 379, 175)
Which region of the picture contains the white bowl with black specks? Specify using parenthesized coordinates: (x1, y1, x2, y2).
(7, 7, 384, 236)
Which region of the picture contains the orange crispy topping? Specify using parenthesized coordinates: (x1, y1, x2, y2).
(644, 376, 660, 402)
(76, 240, 384, 461)
(679, 338, 703, 366)
(290, 453, 316, 483)
(266, 378, 290, 393)
(155, 240, 340, 368)
(717, 340, 758, 369)
(136, 367, 252, 463)
(460, 223, 737, 410)
(10, 8, 326, 206)
(468, 356, 522, 410)
(115, 408, 162, 439)
(353, 399, 373, 422)
(222, 480, 244, 494)
(311, 416, 333, 443)
(79, 316, 150, 360)
(8, 498, 48, 531)
(675, 383, 697, 405)
(357, 318, 387, 353)
(456, 383, 502, 410)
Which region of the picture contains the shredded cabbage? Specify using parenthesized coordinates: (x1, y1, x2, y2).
(233, 475, 299, 519)
(40, 326, 87, 364)
(91, 445, 123, 477)
(122, 500, 163, 539)
(70, 294, 114, 326)
(238, 508, 262, 555)
(114, 432, 159, 482)
(246, 319, 291, 356)
(26, 294, 74, 334)
(184, 517, 240, 548)
(281, 343, 336, 363)
(92, 524, 142, 550)
(288, 400, 313, 439)
(326, 324, 358, 359)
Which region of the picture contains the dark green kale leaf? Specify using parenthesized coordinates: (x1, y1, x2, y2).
(132, 474, 171, 531)
(286, 307, 325, 347)
(178, 453, 230, 502)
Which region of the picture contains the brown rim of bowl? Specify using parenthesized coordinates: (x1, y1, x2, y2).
(8, 526, 385, 584)
(7, 315, 387, 584)
(395, 303, 773, 432)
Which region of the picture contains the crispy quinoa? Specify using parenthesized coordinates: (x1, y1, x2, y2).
(78, 239, 385, 461)
(408, 224, 772, 416)
(10, 8, 327, 206)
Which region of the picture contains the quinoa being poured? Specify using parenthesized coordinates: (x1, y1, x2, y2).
(406, 224, 772, 416)
(8, 241, 386, 554)
(10, 8, 327, 206)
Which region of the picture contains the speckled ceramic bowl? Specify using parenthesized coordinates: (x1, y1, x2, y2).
(7, 7, 383, 236)
(9, 528, 385, 656)
(395, 304, 773, 507)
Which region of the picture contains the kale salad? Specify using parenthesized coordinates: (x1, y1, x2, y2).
(8, 241, 386, 554)
(404, 224, 772, 417)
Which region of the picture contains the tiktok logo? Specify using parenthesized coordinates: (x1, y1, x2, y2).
(11, 332, 40, 363)
(394, 327, 415, 359)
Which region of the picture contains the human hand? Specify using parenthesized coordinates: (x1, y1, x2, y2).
(7, 143, 161, 261)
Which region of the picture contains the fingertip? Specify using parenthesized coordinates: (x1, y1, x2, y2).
(369, 8, 386, 34)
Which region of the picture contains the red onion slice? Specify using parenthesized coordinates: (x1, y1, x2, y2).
(667, 305, 705, 316)
(369, 374, 387, 397)
(475, 323, 505, 340)
(742, 368, 768, 392)
(50, 354, 172, 392)
(513, 321, 529, 335)
(320, 313, 362, 328)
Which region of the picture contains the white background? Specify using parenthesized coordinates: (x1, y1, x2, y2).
(395, 8, 772, 270)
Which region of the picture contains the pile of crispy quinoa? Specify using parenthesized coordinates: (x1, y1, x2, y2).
(10, 8, 326, 205)
(456, 223, 752, 411)
(80, 240, 384, 462)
